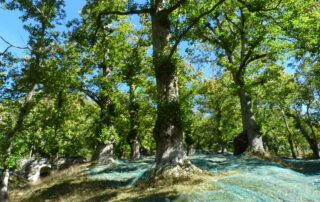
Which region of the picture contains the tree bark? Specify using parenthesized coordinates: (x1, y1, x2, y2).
(294, 142, 299, 157)
(130, 140, 141, 161)
(151, 3, 184, 173)
(287, 135, 297, 159)
(91, 103, 114, 161)
(0, 83, 36, 201)
(127, 84, 141, 161)
(281, 110, 297, 159)
(0, 161, 10, 202)
(186, 144, 194, 156)
(237, 85, 264, 154)
(215, 106, 225, 154)
(286, 111, 319, 159)
(91, 65, 115, 161)
(295, 116, 319, 159)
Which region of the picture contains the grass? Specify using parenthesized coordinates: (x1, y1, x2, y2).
(9, 163, 237, 202)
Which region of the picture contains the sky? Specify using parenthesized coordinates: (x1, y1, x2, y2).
(0, 0, 86, 53)
(0, 1, 215, 79)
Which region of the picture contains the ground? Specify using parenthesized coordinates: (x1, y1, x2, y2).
(10, 154, 320, 202)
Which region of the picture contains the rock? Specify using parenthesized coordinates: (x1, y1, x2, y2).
(98, 144, 115, 164)
(187, 147, 195, 156)
(16, 157, 87, 183)
(18, 158, 52, 183)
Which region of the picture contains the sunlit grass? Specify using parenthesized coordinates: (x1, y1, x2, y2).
(9, 163, 237, 202)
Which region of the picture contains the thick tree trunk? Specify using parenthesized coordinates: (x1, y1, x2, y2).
(151, 7, 185, 173)
(91, 65, 115, 161)
(91, 104, 114, 161)
(238, 86, 264, 154)
(153, 67, 184, 171)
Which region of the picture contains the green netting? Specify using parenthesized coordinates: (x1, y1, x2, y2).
(86, 154, 320, 201)
(85, 157, 154, 188)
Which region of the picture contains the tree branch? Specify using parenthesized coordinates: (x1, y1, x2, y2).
(0, 36, 29, 56)
(239, 8, 246, 64)
(79, 85, 99, 105)
(246, 53, 268, 64)
(225, 13, 241, 32)
(237, 0, 283, 12)
(98, 8, 152, 17)
(168, 0, 225, 59)
(205, 22, 234, 63)
(163, 0, 187, 14)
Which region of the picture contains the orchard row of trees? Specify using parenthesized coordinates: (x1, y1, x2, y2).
(1, 0, 319, 201)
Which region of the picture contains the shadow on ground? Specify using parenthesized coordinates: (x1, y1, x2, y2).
(19, 154, 320, 201)
(25, 179, 118, 202)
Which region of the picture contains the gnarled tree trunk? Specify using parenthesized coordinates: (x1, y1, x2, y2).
(151, 5, 184, 173)
(153, 61, 184, 172)
(237, 85, 264, 154)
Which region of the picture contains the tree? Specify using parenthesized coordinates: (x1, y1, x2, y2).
(195, 0, 287, 154)
(69, 9, 131, 160)
(200, 73, 242, 153)
(0, 0, 65, 200)
(88, 0, 225, 175)
(122, 32, 152, 161)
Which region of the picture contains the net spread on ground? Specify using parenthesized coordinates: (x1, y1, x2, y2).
(85, 154, 320, 201)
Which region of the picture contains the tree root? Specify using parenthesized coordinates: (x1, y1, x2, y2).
(141, 161, 205, 188)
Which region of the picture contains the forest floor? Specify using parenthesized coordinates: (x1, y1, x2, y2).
(9, 154, 320, 202)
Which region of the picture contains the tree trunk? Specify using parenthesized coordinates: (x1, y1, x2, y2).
(0, 146, 11, 202)
(130, 140, 141, 161)
(294, 142, 300, 157)
(216, 106, 224, 154)
(290, 112, 319, 159)
(187, 144, 194, 156)
(91, 65, 115, 161)
(287, 136, 297, 159)
(238, 85, 264, 154)
(151, 6, 184, 173)
(91, 104, 114, 161)
(0, 83, 36, 201)
(281, 110, 297, 159)
(127, 84, 140, 161)
(0, 168, 9, 202)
